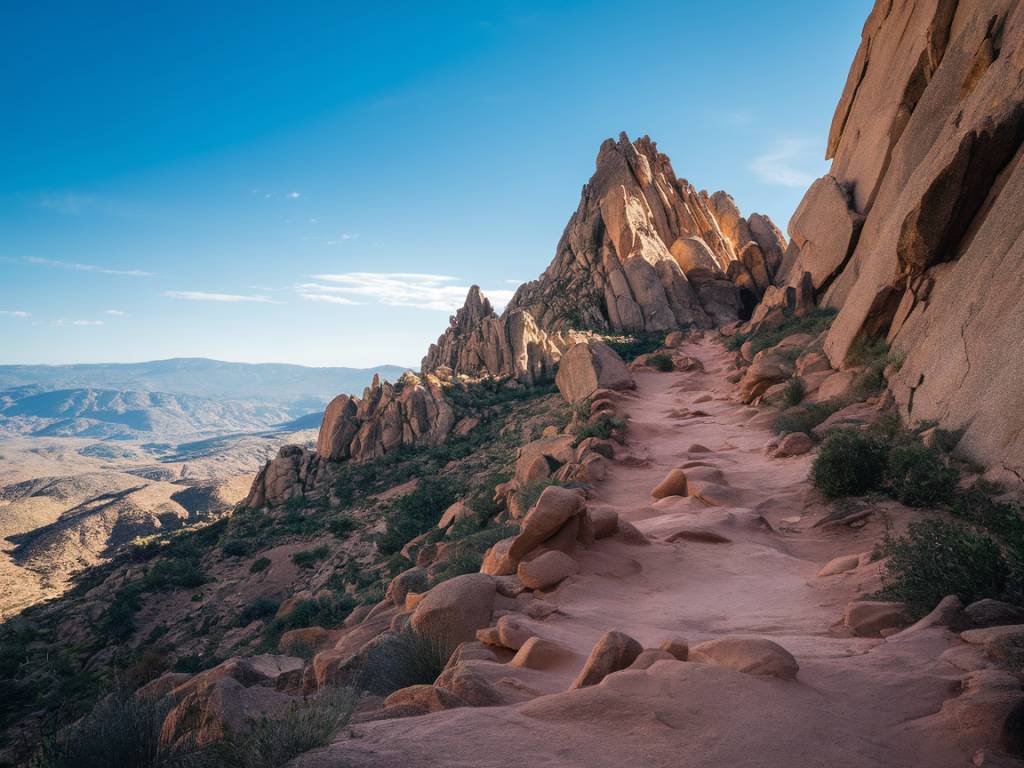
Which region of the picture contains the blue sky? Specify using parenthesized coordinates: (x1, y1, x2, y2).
(0, 1, 870, 367)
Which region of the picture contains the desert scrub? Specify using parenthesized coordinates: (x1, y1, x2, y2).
(781, 378, 805, 408)
(384, 627, 454, 690)
(221, 539, 250, 558)
(249, 556, 271, 574)
(213, 686, 357, 768)
(725, 308, 837, 354)
(810, 430, 888, 498)
(378, 476, 461, 556)
(598, 332, 667, 362)
(572, 412, 625, 446)
(27, 688, 208, 768)
(773, 400, 843, 436)
(879, 518, 1008, 618)
(235, 596, 280, 628)
(885, 443, 959, 507)
(647, 351, 675, 371)
(292, 544, 331, 569)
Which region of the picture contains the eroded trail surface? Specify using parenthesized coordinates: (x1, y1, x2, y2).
(301, 338, 999, 768)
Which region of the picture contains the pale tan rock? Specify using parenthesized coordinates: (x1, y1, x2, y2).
(480, 538, 517, 576)
(516, 550, 579, 591)
(383, 684, 467, 713)
(555, 340, 635, 403)
(690, 636, 799, 680)
(434, 664, 502, 707)
(817, 554, 860, 577)
(843, 601, 908, 638)
(773, 432, 813, 458)
(438, 500, 474, 529)
(651, 468, 688, 499)
(509, 636, 575, 670)
(659, 637, 689, 661)
(628, 649, 677, 670)
(508, 486, 585, 561)
(409, 573, 496, 646)
(570, 630, 643, 689)
(496, 615, 537, 650)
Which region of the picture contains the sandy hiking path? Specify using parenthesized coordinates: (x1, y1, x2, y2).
(298, 337, 1008, 768)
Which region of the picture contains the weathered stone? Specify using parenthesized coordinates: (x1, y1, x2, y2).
(965, 600, 1024, 629)
(843, 601, 908, 637)
(383, 684, 467, 713)
(508, 486, 585, 561)
(509, 636, 576, 670)
(690, 636, 799, 680)
(570, 630, 643, 689)
(651, 468, 688, 499)
(516, 550, 579, 590)
(556, 340, 635, 403)
(434, 664, 503, 707)
(409, 574, 496, 647)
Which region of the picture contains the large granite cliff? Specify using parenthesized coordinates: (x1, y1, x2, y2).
(775, 0, 1024, 478)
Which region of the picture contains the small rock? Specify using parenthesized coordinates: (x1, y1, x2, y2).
(434, 664, 502, 707)
(517, 550, 579, 590)
(843, 601, 908, 638)
(570, 630, 643, 689)
(383, 684, 467, 713)
(659, 637, 689, 661)
(509, 637, 575, 670)
(817, 554, 860, 577)
(496, 615, 536, 650)
(628, 649, 677, 670)
(773, 432, 813, 457)
(965, 599, 1024, 628)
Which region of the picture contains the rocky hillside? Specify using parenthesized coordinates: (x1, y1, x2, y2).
(422, 132, 787, 382)
(773, 0, 1024, 480)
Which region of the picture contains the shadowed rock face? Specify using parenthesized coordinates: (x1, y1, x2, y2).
(773, 0, 1024, 478)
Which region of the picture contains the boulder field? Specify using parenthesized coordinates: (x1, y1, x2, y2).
(290, 337, 1022, 768)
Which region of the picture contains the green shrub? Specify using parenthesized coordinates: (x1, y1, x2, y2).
(572, 413, 625, 446)
(952, 484, 1024, 550)
(378, 476, 461, 556)
(647, 352, 674, 372)
(879, 518, 1008, 618)
(236, 596, 281, 628)
(810, 430, 888, 498)
(143, 557, 207, 591)
(214, 687, 356, 768)
(221, 539, 250, 558)
(430, 544, 484, 584)
(781, 378, 805, 408)
(275, 593, 356, 632)
(725, 308, 837, 354)
(774, 400, 843, 436)
(292, 545, 331, 570)
(600, 332, 666, 362)
(250, 556, 271, 574)
(327, 516, 357, 538)
(885, 444, 958, 507)
(383, 628, 453, 691)
(28, 688, 207, 768)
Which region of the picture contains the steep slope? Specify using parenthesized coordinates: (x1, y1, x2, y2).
(773, 0, 1024, 478)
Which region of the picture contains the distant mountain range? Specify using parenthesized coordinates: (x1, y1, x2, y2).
(0, 358, 409, 441)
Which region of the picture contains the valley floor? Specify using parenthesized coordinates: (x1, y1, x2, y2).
(297, 337, 1010, 767)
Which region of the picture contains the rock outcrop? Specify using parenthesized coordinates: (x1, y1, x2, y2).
(771, 0, 1024, 477)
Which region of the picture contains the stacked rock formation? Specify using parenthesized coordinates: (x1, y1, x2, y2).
(243, 372, 454, 507)
(771, 0, 1024, 477)
(423, 133, 786, 381)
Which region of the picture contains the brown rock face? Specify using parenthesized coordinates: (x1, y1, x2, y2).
(771, 0, 1024, 477)
(421, 134, 786, 384)
(421, 286, 562, 383)
(555, 340, 635, 403)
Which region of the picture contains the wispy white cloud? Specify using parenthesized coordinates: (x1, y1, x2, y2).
(71, 319, 104, 326)
(299, 293, 364, 306)
(104, 309, 126, 316)
(302, 273, 515, 312)
(24, 256, 153, 277)
(326, 233, 358, 245)
(0, 310, 30, 318)
(287, 191, 301, 199)
(751, 138, 822, 188)
(163, 291, 282, 304)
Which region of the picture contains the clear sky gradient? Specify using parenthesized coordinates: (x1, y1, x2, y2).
(0, 1, 870, 367)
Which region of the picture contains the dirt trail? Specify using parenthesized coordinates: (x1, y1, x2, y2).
(300, 337, 998, 768)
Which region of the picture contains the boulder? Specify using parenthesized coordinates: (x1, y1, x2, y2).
(659, 637, 689, 661)
(651, 468, 688, 499)
(409, 574, 497, 647)
(785, 175, 863, 289)
(495, 615, 537, 651)
(556, 341, 634, 403)
(438, 500, 474, 529)
(434, 664, 503, 707)
(509, 637, 576, 670)
(817, 554, 860, 577)
(843, 601, 908, 637)
(386, 567, 429, 608)
(570, 630, 643, 689)
(383, 684, 467, 713)
(628, 649, 677, 670)
(689, 636, 799, 680)
(965, 600, 1024, 628)
(508, 486, 585, 561)
(773, 432, 813, 457)
(737, 351, 795, 404)
(517, 550, 580, 590)
(480, 538, 517, 576)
